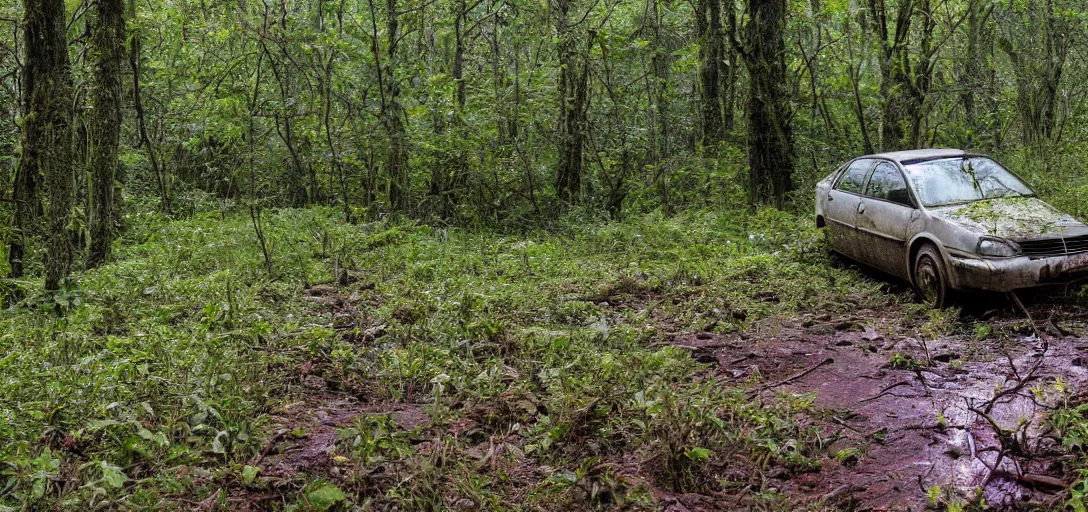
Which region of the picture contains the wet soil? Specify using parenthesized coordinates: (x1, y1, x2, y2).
(224, 394, 430, 511)
(257, 395, 429, 479)
(672, 304, 1088, 511)
(245, 282, 1088, 511)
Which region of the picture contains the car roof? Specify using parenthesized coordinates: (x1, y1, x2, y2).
(862, 148, 968, 165)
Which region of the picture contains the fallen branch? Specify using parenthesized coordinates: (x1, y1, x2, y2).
(750, 357, 834, 397)
(982, 373, 1041, 415)
(819, 483, 862, 504)
(860, 380, 912, 403)
(729, 353, 756, 365)
(248, 429, 289, 466)
(830, 415, 866, 435)
(1007, 291, 1058, 343)
(1018, 473, 1068, 491)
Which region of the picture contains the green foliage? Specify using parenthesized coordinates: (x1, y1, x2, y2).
(19, 0, 1081, 224)
(304, 482, 348, 511)
(4, 0, 1088, 505)
(0, 206, 888, 508)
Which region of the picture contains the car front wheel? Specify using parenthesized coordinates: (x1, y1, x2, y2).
(914, 244, 950, 309)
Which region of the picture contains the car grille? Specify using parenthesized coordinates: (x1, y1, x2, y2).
(1019, 235, 1088, 258)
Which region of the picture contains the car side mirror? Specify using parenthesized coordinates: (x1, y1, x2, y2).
(888, 188, 914, 207)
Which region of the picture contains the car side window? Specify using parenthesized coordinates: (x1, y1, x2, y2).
(866, 162, 912, 206)
(836, 159, 873, 194)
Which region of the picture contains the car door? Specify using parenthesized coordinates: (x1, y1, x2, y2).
(824, 159, 874, 261)
(855, 161, 917, 279)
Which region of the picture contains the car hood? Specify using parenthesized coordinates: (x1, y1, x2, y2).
(928, 197, 1088, 240)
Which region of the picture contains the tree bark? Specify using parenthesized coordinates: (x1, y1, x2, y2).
(87, 0, 126, 269)
(738, 0, 794, 206)
(8, 112, 38, 279)
(696, 0, 724, 147)
(384, 0, 409, 211)
(366, 0, 409, 212)
(553, 0, 592, 203)
(722, 1, 736, 131)
(866, 0, 914, 151)
(20, 0, 76, 291)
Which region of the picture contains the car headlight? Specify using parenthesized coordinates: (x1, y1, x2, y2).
(977, 237, 1020, 258)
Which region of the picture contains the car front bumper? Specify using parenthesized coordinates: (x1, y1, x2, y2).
(947, 252, 1088, 292)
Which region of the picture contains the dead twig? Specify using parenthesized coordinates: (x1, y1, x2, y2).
(983, 373, 1041, 415)
(729, 353, 756, 365)
(819, 483, 862, 504)
(913, 368, 933, 397)
(749, 357, 834, 397)
(1017, 473, 1068, 491)
(830, 415, 866, 435)
(248, 429, 289, 466)
(1007, 291, 1054, 345)
(860, 379, 913, 403)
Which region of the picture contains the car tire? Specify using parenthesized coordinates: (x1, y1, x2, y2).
(914, 244, 950, 309)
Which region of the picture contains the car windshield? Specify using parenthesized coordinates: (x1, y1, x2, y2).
(902, 157, 1034, 207)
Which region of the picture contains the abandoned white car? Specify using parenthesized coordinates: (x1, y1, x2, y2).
(815, 149, 1088, 307)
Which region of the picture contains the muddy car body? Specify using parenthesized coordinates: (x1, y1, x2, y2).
(815, 148, 1088, 306)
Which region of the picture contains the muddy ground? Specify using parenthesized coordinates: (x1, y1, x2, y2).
(671, 300, 1088, 511)
(238, 283, 1087, 511)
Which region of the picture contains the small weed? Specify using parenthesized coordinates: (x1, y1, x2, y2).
(834, 447, 861, 466)
(921, 307, 961, 340)
(889, 352, 922, 370)
(972, 322, 992, 340)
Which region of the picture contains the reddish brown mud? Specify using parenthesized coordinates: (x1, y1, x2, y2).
(673, 308, 1088, 511)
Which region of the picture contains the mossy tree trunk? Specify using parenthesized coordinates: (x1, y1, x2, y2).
(737, 0, 794, 206)
(18, 0, 75, 291)
(87, 0, 125, 269)
(696, 0, 725, 148)
(866, 0, 912, 151)
(384, 0, 409, 212)
(865, 0, 937, 151)
(553, 0, 592, 203)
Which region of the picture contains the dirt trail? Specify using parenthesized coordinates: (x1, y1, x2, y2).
(673, 310, 1088, 511)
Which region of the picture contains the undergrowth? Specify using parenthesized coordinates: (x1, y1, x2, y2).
(0, 205, 1084, 510)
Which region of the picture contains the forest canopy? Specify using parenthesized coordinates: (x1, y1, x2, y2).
(2, 0, 1088, 257)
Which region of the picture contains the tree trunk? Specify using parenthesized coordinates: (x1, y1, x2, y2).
(8, 117, 39, 279)
(553, 0, 591, 203)
(722, 1, 736, 131)
(384, 0, 409, 211)
(21, 0, 75, 291)
(739, 0, 794, 206)
(906, 0, 934, 148)
(696, 0, 724, 147)
(646, 0, 672, 209)
(87, 0, 125, 269)
(960, 0, 988, 144)
(867, 0, 914, 151)
(261, 2, 309, 208)
(453, 0, 466, 112)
